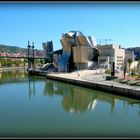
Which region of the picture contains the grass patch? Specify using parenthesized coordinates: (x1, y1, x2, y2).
(119, 79, 129, 83)
(136, 82, 140, 86)
(127, 80, 138, 85)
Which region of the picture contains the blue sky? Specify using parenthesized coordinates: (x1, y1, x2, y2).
(0, 2, 140, 50)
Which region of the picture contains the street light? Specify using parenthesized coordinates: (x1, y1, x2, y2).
(32, 42, 34, 58)
(27, 40, 31, 69)
(32, 42, 35, 69)
(27, 40, 31, 58)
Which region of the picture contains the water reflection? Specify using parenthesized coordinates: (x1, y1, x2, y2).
(28, 77, 36, 99)
(0, 69, 28, 84)
(43, 79, 140, 114)
(28, 75, 47, 99)
(43, 80, 115, 113)
(61, 90, 97, 113)
(1, 70, 140, 115)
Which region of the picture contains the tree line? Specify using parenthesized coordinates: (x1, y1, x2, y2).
(0, 58, 24, 67)
(0, 58, 44, 68)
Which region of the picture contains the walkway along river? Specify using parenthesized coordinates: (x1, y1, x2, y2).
(46, 72, 140, 100)
(28, 68, 140, 100)
(0, 70, 140, 137)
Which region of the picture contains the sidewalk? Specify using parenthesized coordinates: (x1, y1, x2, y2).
(47, 70, 140, 99)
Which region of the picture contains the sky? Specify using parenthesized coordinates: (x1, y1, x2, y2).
(1, 2, 140, 50)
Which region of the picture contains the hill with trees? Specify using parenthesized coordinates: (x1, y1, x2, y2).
(0, 44, 28, 53)
(126, 47, 140, 60)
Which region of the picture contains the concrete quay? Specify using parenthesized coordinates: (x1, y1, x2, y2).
(46, 70, 140, 100)
(27, 68, 49, 76)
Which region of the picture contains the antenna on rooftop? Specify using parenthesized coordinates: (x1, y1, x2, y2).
(97, 38, 113, 45)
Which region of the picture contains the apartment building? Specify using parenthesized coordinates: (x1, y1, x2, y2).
(97, 44, 125, 69)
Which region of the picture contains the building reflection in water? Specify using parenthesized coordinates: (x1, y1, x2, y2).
(43, 80, 119, 114)
(28, 78, 140, 114)
(28, 76, 36, 100)
(1, 70, 140, 114)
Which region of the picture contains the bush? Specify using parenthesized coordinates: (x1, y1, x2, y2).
(105, 69, 111, 74)
(0, 58, 24, 67)
(106, 76, 117, 80)
(130, 69, 137, 76)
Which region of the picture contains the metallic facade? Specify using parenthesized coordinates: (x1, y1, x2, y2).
(58, 30, 98, 72)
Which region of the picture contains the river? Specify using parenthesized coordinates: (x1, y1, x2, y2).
(0, 70, 140, 137)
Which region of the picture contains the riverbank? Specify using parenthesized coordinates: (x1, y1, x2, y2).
(46, 70, 140, 99)
(0, 67, 26, 72)
(27, 68, 140, 99)
(27, 68, 49, 76)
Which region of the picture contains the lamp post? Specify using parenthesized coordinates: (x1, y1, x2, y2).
(27, 40, 31, 69)
(32, 42, 35, 69)
(32, 42, 34, 58)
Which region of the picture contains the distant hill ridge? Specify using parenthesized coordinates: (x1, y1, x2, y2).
(0, 44, 42, 53)
(0, 44, 140, 59)
(127, 47, 140, 51)
(0, 44, 27, 53)
(126, 47, 140, 60)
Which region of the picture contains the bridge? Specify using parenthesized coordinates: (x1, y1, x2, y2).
(0, 55, 50, 70)
(0, 41, 53, 69)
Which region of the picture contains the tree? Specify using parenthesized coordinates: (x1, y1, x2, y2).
(40, 59, 44, 65)
(123, 58, 127, 79)
(128, 58, 133, 76)
(6, 59, 12, 67)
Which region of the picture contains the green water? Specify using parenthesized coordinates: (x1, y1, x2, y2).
(0, 70, 140, 137)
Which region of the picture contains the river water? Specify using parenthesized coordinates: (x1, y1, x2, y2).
(0, 70, 140, 137)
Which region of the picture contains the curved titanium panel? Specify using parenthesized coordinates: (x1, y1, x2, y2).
(58, 37, 72, 72)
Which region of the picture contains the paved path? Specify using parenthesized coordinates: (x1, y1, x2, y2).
(28, 68, 140, 93)
(48, 70, 140, 91)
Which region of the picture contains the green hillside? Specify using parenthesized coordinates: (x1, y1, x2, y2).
(0, 44, 27, 53)
(127, 47, 140, 60)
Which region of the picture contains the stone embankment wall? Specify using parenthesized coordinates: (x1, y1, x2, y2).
(46, 74, 140, 100)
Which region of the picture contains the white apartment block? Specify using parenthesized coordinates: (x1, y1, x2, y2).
(97, 44, 125, 69)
